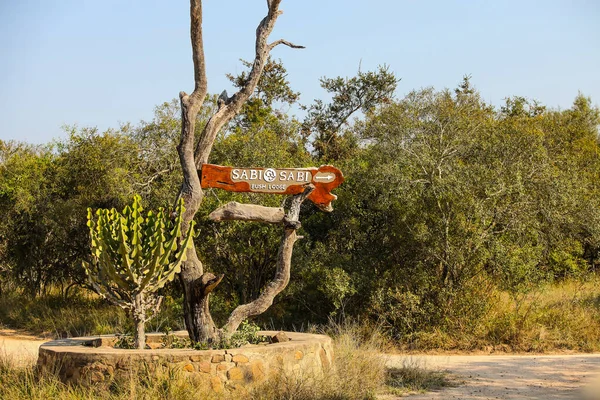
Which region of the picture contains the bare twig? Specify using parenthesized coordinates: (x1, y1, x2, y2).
(269, 39, 305, 51)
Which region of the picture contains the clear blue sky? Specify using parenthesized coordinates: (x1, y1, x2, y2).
(1, 0, 599, 144)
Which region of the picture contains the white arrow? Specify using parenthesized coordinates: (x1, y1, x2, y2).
(315, 174, 334, 181)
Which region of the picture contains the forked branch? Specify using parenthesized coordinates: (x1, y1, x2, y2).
(193, 0, 304, 168)
(176, 0, 304, 344)
(220, 185, 314, 336)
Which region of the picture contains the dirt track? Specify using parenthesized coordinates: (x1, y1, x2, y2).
(2, 331, 600, 399)
(0, 330, 47, 367)
(386, 353, 600, 400)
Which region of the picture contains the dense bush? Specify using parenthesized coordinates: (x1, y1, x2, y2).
(1, 69, 599, 350)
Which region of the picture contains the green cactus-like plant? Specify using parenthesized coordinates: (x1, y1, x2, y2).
(83, 195, 195, 349)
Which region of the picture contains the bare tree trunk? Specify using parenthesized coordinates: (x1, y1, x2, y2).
(133, 292, 146, 350)
(178, 251, 222, 343)
(176, 0, 304, 343)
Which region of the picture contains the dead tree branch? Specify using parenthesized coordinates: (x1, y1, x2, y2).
(209, 202, 286, 224)
(178, 0, 208, 232)
(175, 0, 214, 343)
(193, 0, 303, 168)
(176, 0, 304, 343)
(268, 39, 305, 51)
(221, 185, 314, 336)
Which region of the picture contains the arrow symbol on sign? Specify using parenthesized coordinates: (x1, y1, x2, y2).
(315, 174, 335, 181)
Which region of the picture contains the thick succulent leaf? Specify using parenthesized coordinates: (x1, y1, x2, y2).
(117, 216, 137, 283)
(98, 243, 131, 290)
(82, 260, 93, 276)
(148, 221, 195, 292)
(139, 230, 167, 290)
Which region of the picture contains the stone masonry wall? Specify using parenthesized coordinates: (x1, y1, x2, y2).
(38, 331, 333, 393)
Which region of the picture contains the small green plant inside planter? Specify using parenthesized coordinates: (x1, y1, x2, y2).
(83, 195, 195, 350)
(155, 320, 267, 350)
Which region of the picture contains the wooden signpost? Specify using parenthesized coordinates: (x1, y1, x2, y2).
(200, 164, 344, 211)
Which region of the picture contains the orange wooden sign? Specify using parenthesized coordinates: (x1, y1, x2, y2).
(200, 164, 344, 211)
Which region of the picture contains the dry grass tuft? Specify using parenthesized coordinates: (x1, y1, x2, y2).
(251, 321, 387, 400)
(481, 277, 600, 352)
(394, 276, 600, 353)
(385, 357, 456, 396)
(0, 288, 183, 339)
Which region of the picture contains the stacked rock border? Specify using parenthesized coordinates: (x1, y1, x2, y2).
(38, 331, 333, 393)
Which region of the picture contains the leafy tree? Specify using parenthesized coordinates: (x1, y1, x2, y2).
(302, 65, 398, 161)
(0, 141, 56, 296)
(131, 97, 220, 209)
(0, 128, 140, 297)
(226, 57, 300, 129)
(299, 78, 600, 340)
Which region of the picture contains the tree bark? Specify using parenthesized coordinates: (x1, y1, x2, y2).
(133, 292, 146, 350)
(176, 0, 303, 343)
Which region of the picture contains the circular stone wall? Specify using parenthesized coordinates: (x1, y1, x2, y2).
(38, 331, 333, 393)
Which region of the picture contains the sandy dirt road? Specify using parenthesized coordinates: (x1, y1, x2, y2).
(385, 353, 600, 400)
(0, 330, 47, 367)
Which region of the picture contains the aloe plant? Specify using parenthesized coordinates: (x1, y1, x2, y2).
(83, 195, 195, 349)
